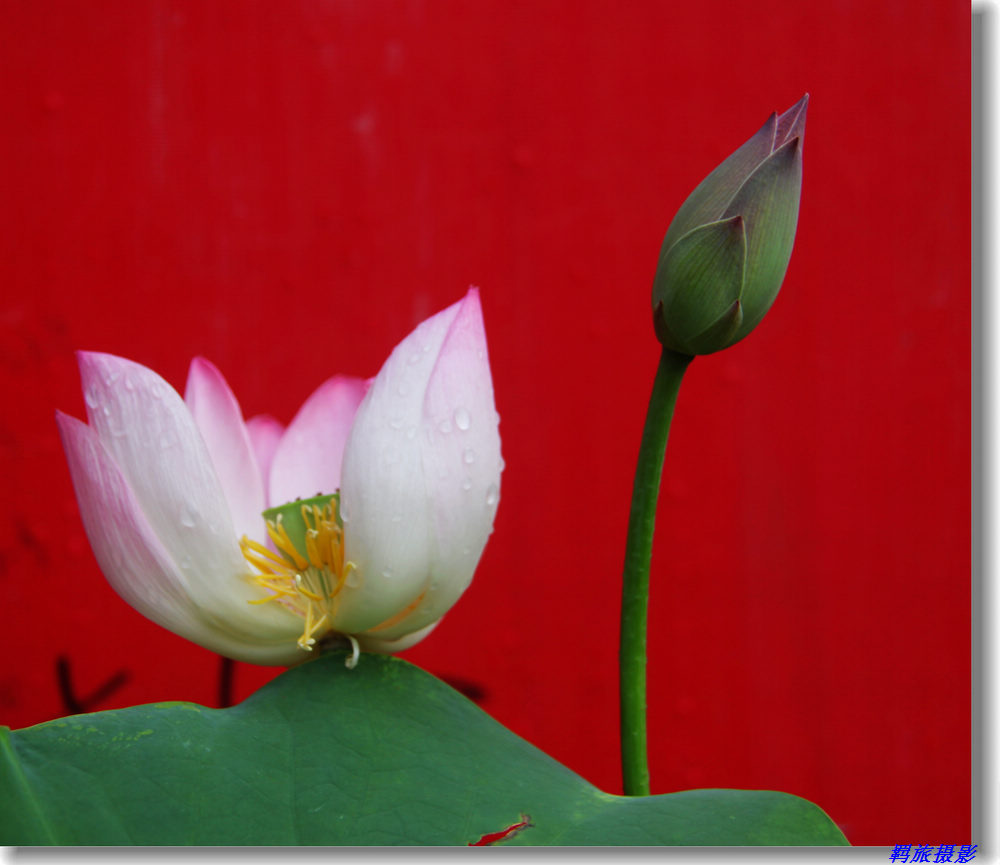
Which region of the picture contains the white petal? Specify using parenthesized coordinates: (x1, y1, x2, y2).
(75, 352, 300, 642)
(57, 411, 303, 665)
(369, 288, 502, 641)
(184, 357, 267, 544)
(268, 376, 367, 508)
(337, 289, 501, 638)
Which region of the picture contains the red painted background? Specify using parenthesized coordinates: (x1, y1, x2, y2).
(0, 0, 969, 847)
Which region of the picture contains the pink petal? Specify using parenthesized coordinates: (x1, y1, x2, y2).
(268, 375, 368, 509)
(379, 288, 502, 641)
(337, 288, 502, 640)
(57, 411, 303, 665)
(77, 352, 242, 577)
(246, 414, 285, 504)
(184, 357, 267, 544)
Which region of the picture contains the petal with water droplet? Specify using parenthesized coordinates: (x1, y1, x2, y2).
(339, 289, 501, 642)
(73, 352, 299, 643)
(56, 411, 302, 664)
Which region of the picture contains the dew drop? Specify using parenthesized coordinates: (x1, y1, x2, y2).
(408, 352, 421, 365)
(461, 478, 473, 491)
(388, 417, 403, 430)
(462, 448, 476, 465)
(150, 381, 164, 399)
(381, 567, 394, 580)
(102, 405, 111, 417)
(396, 382, 409, 397)
(84, 388, 99, 409)
(421, 343, 431, 353)
(339, 500, 351, 523)
(438, 419, 452, 434)
(123, 374, 134, 391)
(453, 407, 471, 431)
(405, 426, 417, 440)
(344, 570, 361, 588)
(485, 484, 499, 507)
(179, 503, 197, 528)
(179, 556, 192, 570)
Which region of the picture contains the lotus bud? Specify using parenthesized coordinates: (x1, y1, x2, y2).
(652, 94, 808, 355)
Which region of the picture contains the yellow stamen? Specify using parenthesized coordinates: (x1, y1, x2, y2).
(240, 498, 358, 653)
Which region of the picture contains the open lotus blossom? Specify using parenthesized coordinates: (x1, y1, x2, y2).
(57, 289, 502, 667)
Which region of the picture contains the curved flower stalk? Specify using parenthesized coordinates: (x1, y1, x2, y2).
(57, 289, 502, 667)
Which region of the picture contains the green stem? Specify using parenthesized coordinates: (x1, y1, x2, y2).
(620, 347, 692, 796)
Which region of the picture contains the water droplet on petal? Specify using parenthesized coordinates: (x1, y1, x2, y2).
(408, 352, 421, 365)
(179, 556, 192, 570)
(179, 503, 197, 528)
(454, 407, 471, 431)
(388, 417, 403, 430)
(123, 374, 134, 391)
(340, 500, 351, 523)
(102, 405, 111, 417)
(462, 448, 476, 465)
(344, 569, 361, 588)
(382, 567, 394, 580)
(84, 388, 99, 408)
(461, 478, 473, 491)
(396, 382, 409, 397)
(438, 419, 452, 434)
(406, 426, 417, 440)
(150, 381, 164, 399)
(486, 484, 499, 507)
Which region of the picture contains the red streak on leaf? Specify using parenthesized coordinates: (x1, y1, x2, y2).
(467, 814, 533, 846)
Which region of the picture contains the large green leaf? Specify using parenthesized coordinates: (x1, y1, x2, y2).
(0, 653, 847, 845)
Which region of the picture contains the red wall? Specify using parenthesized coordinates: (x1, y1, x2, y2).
(0, 0, 969, 847)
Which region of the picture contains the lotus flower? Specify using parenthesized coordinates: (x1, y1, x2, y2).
(652, 94, 808, 355)
(57, 289, 502, 666)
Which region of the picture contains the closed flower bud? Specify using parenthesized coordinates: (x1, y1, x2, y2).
(652, 94, 807, 355)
